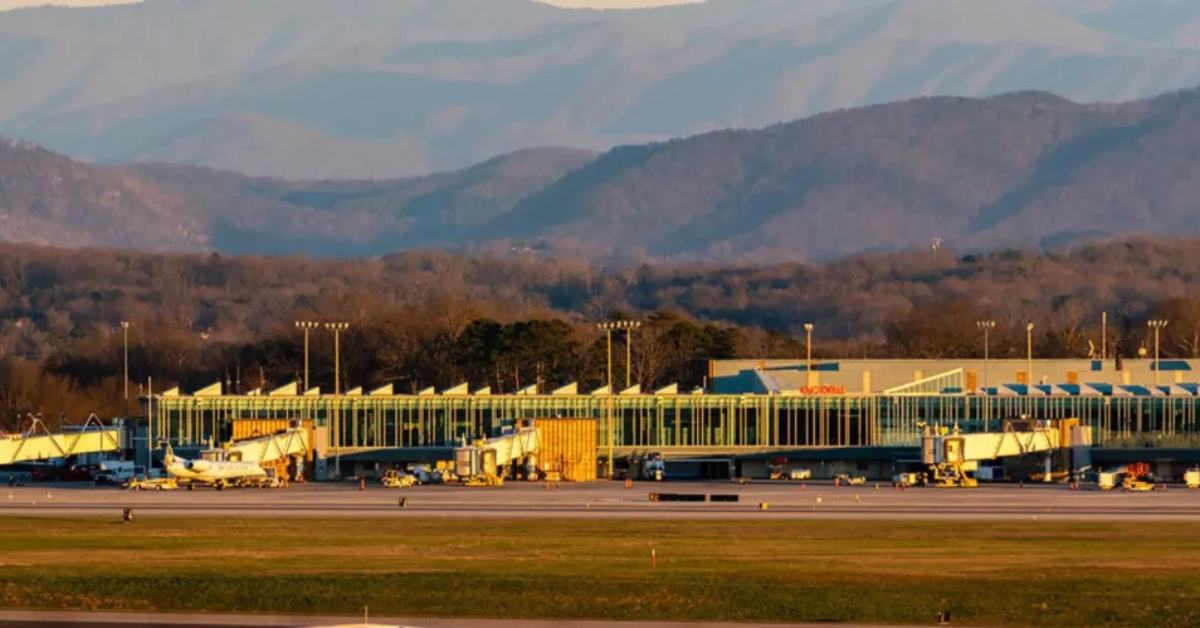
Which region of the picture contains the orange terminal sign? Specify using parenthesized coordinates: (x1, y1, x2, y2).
(798, 385, 847, 396)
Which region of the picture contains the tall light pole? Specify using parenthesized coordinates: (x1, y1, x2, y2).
(597, 322, 621, 479)
(325, 322, 350, 395)
(625, 321, 642, 389)
(601, 320, 642, 389)
(1101, 312, 1108, 361)
(1026, 323, 1035, 385)
(1148, 320, 1169, 386)
(120, 321, 130, 418)
(976, 320, 995, 391)
(325, 322, 349, 479)
(804, 323, 815, 386)
(294, 321, 319, 391)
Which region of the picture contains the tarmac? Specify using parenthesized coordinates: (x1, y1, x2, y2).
(0, 479, 1197, 520)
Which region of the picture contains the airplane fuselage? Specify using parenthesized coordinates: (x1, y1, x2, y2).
(166, 458, 266, 486)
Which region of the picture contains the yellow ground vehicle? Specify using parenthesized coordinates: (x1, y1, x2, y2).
(1185, 469, 1200, 489)
(1100, 463, 1154, 491)
(381, 469, 420, 488)
(1123, 478, 1155, 492)
(929, 464, 977, 488)
(123, 476, 178, 491)
(768, 457, 788, 480)
(769, 457, 810, 480)
(1099, 471, 1120, 490)
(463, 474, 504, 488)
(892, 472, 924, 487)
(835, 473, 866, 486)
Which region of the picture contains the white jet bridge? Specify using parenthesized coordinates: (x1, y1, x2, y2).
(0, 416, 122, 465)
(454, 426, 541, 478)
(922, 418, 1091, 486)
(203, 425, 310, 465)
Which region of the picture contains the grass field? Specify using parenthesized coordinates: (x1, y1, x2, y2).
(0, 518, 1197, 626)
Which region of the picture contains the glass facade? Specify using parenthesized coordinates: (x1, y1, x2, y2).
(154, 391, 1200, 455)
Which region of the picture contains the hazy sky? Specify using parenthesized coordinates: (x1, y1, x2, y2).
(0, 0, 707, 10)
(535, 0, 706, 7)
(0, 0, 140, 8)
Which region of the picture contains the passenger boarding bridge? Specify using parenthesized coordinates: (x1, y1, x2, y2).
(0, 415, 123, 465)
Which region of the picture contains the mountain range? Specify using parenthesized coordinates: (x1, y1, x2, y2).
(5, 0, 1200, 178)
(6, 85, 1200, 260)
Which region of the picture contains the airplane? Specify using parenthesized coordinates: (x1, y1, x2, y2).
(162, 443, 267, 490)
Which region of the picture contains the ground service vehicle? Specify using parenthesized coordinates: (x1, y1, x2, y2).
(1099, 471, 1119, 490)
(644, 455, 665, 481)
(1123, 478, 1155, 492)
(789, 468, 812, 480)
(123, 476, 178, 491)
(98, 464, 153, 486)
(238, 469, 287, 488)
(1100, 463, 1153, 491)
(1186, 469, 1200, 489)
(769, 457, 805, 480)
(412, 465, 438, 484)
(381, 469, 419, 488)
(463, 474, 504, 488)
(836, 474, 866, 486)
(928, 464, 977, 488)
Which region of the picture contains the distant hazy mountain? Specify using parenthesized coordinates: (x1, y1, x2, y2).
(0, 135, 593, 252)
(10, 85, 1200, 261)
(4, 0, 1200, 178)
(131, 146, 598, 255)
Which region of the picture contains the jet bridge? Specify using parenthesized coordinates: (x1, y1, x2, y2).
(0, 416, 123, 465)
(921, 418, 1091, 486)
(205, 425, 310, 465)
(454, 426, 540, 479)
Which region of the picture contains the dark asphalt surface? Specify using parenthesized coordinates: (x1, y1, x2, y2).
(1, 480, 1197, 520)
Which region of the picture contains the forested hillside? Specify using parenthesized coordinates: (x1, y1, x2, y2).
(3, 237, 1200, 422)
(483, 88, 1200, 259)
(0, 139, 207, 250)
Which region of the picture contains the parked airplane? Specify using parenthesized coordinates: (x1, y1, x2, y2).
(163, 444, 266, 489)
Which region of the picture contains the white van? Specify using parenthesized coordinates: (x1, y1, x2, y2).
(96, 461, 154, 485)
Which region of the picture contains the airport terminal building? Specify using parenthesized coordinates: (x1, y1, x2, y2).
(149, 357, 1200, 480)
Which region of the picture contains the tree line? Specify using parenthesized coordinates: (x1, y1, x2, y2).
(3, 237, 1200, 424)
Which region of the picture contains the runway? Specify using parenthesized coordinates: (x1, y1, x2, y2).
(1, 480, 1198, 520)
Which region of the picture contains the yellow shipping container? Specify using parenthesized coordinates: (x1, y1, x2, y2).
(533, 417, 597, 482)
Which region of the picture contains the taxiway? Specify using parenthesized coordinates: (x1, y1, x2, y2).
(0, 480, 1196, 521)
